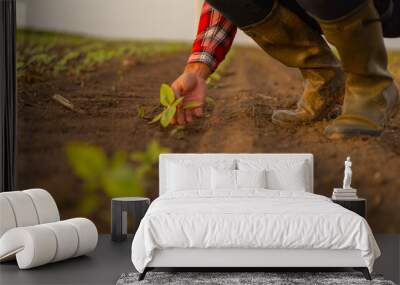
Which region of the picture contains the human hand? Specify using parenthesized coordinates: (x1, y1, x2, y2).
(171, 63, 211, 125)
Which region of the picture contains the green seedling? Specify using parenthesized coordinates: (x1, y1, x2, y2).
(130, 140, 170, 177)
(65, 140, 169, 215)
(206, 96, 216, 107)
(170, 126, 185, 139)
(150, 84, 202, 128)
(17, 28, 189, 79)
(16, 60, 25, 77)
(206, 50, 234, 88)
(54, 50, 81, 74)
(150, 84, 183, 127)
(137, 106, 145, 118)
(206, 72, 221, 86)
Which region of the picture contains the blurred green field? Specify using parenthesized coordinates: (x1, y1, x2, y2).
(16, 29, 190, 79)
(17, 29, 400, 79)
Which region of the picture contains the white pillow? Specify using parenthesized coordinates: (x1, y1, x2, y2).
(267, 164, 307, 191)
(238, 159, 308, 191)
(167, 159, 235, 170)
(166, 159, 236, 192)
(167, 162, 212, 191)
(236, 169, 267, 189)
(211, 168, 237, 190)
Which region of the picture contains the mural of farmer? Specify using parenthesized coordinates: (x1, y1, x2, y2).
(171, 0, 400, 139)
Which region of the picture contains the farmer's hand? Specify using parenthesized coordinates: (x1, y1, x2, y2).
(171, 63, 211, 125)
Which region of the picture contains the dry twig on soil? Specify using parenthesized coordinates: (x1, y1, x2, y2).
(52, 94, 85, 114)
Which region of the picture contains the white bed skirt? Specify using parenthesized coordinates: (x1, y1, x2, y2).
(148, 248, 366, 268)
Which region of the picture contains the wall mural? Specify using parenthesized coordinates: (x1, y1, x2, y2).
(16, 1, 400, 233)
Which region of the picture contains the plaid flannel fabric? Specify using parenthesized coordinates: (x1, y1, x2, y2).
(187, 2, 237, 72)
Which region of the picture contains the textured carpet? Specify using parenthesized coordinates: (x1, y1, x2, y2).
(116, 272, 396, 285)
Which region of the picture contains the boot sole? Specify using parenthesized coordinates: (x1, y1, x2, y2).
(325, 129, 381, 140)
(271, 67, 346, 128)
(271, 117, 309, 127)
(271, 104, 336, 127)
(325, 100, 400, 140)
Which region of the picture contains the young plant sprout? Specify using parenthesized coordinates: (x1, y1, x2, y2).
(150, 83, 201, 128)
(137, 106, 145, 118)
(205, 51, 233, 88)
(206, 71, 221, 86)
(65, 140, 169, 215)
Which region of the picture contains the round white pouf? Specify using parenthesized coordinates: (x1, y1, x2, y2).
(42, 221, 79, 262)
(0, 191, 39, 227)
(0, 196, 17, 237)
(0, 218, 98, 269)
(23, 189, 60, 224)
(65, 218, 98, 257)
(0, 226, 57, 269)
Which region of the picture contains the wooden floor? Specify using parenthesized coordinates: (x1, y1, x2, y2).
(0, 235, 398, 285)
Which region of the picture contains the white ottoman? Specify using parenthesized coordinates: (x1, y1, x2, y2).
(0, 189, 98, 269)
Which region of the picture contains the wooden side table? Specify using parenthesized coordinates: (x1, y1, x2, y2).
(111, 197, 150, 242)
(331, 198, 367, 218)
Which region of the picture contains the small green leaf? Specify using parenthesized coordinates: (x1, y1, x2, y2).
(110, 151, 128, 168)
(149, 112, 162, 124)
(160, 106, 176, 128)
(183, 101, 202, 110)
(137, 106, 145, 118)
(210, 72, 221, 81)
(206, 96, 216, 107)
(172, 97, 184, 108)
(160, 84, 175, 107)
(102, 164, 144, 198)
(130, 152, 146, 162)
(147, 140, 170, 162)
(82, 180, 99, 192)
(206, 96, 215, 103)
(130, 140, 169, 169)
(77, 194, 100, 216)
(135, 164, 152, 179)
(170, 126, 185, 138)
(65, 142, 107, 182)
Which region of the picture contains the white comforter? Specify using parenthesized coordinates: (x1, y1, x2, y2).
(131, 190, 380, 273)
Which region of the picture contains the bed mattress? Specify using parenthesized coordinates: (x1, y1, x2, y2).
(131, 190, 380, 273)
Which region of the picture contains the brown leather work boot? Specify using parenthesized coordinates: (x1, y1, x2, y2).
(318, 0, 400, 139)
(241, 2, 345, 126)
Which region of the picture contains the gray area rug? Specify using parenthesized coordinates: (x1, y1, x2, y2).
(116, 272, 396, 285)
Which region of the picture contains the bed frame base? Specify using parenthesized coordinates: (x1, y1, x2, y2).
(138, 268, 149, 281)
(138, 248, 371, 281)
(354, 267, 372, 280)
(138, 267, 372, 281)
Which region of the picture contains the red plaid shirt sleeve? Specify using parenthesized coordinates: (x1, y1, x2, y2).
(187, 2, 237, 72)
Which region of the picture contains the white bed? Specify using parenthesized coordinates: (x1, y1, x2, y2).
(131, 154, 380, 281)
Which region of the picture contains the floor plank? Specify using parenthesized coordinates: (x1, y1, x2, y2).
(0, 234, 398, 284)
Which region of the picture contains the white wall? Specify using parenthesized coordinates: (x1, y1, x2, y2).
(17, 0, 199, 41)
(16, 0, 398, 48)
(16, 0, 254, 45)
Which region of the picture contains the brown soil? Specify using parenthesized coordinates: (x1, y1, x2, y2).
(17, 47, 400, 233)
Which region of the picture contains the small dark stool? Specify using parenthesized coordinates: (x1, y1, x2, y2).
(332, 198, 367, 218)
(111, 197, 150, 242)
